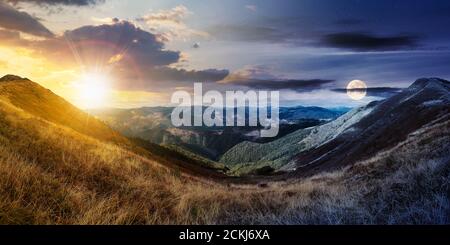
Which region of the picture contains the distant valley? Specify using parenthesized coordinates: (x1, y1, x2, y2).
(89, 78, 450, 177)
(90, 106, 349, 160)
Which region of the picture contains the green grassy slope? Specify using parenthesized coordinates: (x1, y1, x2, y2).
(220, 104, 376, 175)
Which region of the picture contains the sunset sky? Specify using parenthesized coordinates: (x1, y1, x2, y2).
(1, 0, 450, 108)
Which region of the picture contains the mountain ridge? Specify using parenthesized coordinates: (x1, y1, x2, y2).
(0, 74, 29, 82)
(291, 77, 450, 176)
(220, 78, 450, 176)
(0, 74, 449, 224)
(90, 105, 345, 160)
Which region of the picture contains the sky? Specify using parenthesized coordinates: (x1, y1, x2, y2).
(1, 0, 450, 108)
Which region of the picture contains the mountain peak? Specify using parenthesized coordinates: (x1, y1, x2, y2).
(0, 74, 28, 82)
(410, 77, 450, 91)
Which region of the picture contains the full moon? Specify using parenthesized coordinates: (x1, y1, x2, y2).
(346, 80, 367, 100)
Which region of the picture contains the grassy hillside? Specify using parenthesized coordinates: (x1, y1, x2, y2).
(229, 116, 450, 224)
(0, 76, 227, 177)
(0, 76, 126, 144)
(0, 79, 237, 224)
(0, 75, 448, 224)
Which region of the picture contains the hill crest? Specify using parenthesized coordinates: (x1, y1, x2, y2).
(220, 77, 450, 176)
(0, 74, 29, 82)
(0, 75, 126, 144)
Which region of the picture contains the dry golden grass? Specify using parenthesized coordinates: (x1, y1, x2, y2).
(0, 80, 449, 224)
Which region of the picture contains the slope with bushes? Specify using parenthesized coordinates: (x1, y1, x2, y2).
(221, 78, 450, 177)
(220, 102, 376, 174)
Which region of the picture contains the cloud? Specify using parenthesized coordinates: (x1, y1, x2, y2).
(209, 22, 420, 52)
(144, 67, 229, 82)
(322, 32, 418, 51)
(208, 21, 317, 47)
(136, 5, 208, 41)
(138, 5, 189, 25)
(223, 65, 279, 81)
(0, 2, 54, 37)
(0, 28, 31, 48)
(0, 29, 21, 42)
(62, 21, 180, 66)
(209, 24, 291, 43)
(91, 17, 119, 24)
(227, 79, 335, 92)
(6, 0, 103, 6)
(332, 87, 403, 97)
(221, 65, 333, 92)
(22, 20, 228, 90)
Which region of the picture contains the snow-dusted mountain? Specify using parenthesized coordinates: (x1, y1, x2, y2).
(221, 78, 450, 176)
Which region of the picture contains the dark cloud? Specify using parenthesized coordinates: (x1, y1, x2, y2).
(208, 24, 305, 44)
(322, 32, 418, 51)
(25, 20, 228, 90)
(220, 65, 333, 92)
(332, 87, 403, 97)
(0, 28, 21, 41)
(227, 79, 335, 91)
(0, 28, 30, 47)
(7, 0, 103, 6)
(147, 67, 229, 82)
(63, 21, 180, 66)
(206, 1, 450, 52)
(0, 2, 54, 37)
(209, 21, 419, 52)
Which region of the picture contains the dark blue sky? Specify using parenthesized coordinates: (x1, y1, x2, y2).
(186, 0, 450, 106)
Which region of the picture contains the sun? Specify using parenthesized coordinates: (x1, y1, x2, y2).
(346, 79, 367, 101)
(77, 73, 111, 108)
